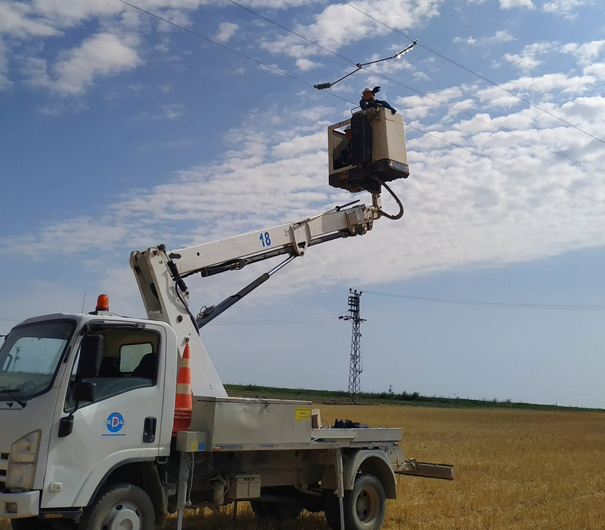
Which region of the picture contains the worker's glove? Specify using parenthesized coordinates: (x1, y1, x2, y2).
(391, 109, 396, 114)
(372, 86, 381, 94)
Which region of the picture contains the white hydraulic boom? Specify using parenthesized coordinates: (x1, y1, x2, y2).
(130, 199, 382, 397)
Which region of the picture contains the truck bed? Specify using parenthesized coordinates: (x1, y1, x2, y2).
(179, 395, 401, 453)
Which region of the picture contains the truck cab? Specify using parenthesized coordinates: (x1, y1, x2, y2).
(0, 312, 177, 522)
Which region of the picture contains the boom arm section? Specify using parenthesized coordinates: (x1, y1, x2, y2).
(166, 201, 379, 278)
(129, 201, 380, 397)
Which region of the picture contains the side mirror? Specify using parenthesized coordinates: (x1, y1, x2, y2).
(77, 334, 103, 379)
(59, 381, 97, 438)
(58, 416, 74, 438)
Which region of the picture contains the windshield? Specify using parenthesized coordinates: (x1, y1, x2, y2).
(0, 320, 75, 402)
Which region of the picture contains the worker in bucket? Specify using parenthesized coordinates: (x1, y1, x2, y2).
(360, 86, 397, 114)
(340, 125, 353, 166)
(334, 125, 353, 169)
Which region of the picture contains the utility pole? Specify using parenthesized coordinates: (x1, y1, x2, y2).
(339, 289, 365, 404)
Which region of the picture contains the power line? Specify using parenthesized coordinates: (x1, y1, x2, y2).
(345, 2, 605, 146)
(119, 0, 602, 204)
(364, 291, 605, 310)
(224, 0, 605, 177)
(116, 0, 352, 105)
(225, 0, 354, 65)
(210, 316, 339, 326)
(365, 70, 605, 177)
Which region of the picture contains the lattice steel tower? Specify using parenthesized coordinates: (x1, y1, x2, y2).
(339, 289, 366, 403)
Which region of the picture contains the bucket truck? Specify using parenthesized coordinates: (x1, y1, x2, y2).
(0, 108, 452, 530)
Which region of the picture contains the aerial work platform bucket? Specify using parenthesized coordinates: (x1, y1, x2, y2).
(328, 107, 409, 194)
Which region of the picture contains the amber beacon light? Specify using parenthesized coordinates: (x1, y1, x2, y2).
(96, 293, 109, 312)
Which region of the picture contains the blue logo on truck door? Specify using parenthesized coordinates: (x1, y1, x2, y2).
(104, 412, 125, 436)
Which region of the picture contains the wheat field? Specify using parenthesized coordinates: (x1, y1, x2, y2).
(2, 403, 604, 530)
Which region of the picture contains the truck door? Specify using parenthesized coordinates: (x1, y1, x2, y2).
(42, 322, 170, 510)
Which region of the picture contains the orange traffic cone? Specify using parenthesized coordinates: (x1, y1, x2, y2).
(172, 338, 193, 436)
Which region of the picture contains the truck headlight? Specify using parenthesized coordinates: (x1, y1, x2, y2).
(7, 430, 41, 490)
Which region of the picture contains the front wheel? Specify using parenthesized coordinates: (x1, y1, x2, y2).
(79, 483, 155, 530)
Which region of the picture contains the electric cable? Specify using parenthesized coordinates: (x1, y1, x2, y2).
(363, 290, 605, 310)
(116, 0, 352, 105)
(118, 0, 602, 204)
(372, 178, 404, 220)
(224, 0, 605, 176)
(364, 70, 605, 177)
(345, 2, 605, 145)
(225, 0, 354, 64)
(210, 316, 339, 326)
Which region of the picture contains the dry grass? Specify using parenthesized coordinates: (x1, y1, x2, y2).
(2, 404, 604, 529)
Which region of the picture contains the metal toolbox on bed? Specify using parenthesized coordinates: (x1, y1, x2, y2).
(190, 396, 313, 449)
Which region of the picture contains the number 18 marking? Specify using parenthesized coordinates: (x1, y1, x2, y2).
(260, 231, 271, 247)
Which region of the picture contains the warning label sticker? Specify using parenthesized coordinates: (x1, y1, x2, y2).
(295, 406, 312, 420)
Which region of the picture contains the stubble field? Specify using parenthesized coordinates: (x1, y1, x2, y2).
(2, 403, 604, 530)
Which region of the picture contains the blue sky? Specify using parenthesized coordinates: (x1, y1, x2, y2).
(1, 0, 605, 408)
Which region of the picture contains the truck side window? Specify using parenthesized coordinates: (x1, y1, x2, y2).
(119, 343, 153, 373)
(64, 328, 160, 411)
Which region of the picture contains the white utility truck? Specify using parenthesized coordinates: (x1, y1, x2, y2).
(0, 106, 453, 530)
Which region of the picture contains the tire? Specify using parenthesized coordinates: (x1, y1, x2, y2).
(249, 498, 302, 520)
(79, 483, 155, 530)
(343, 474, 386, 530)
(323, 491, 341, 530)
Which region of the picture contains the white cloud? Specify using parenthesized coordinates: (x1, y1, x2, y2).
(261, 0, 444, 60)
(272, 130, 324, 157)
(215, 21, 239, 44)
(395, 87, 464, 120)
(499, 0, 535, 8)
(583, 63, 605, 80)
(504, 42, 554, 72)
(454, 30, 515, 47)
(2, 217, 129, 258)
(0, 1, 62, 38)
(476, 73, 596, 108)
(155, 103, 185, 119)
(29, 0, 124, 28)
(37, 100, 89, 116)
(0, 39, 10, 90)
(542, 0, 590, 19)
(5, 89, 604, 299)
(295, 57, 319, 71)
(24, 32, 142, 95)
(561, 40, 605, 66)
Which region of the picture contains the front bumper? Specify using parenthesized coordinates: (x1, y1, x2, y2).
(0, 490, 40, 518)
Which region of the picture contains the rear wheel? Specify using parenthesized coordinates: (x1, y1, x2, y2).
(323, 491, 341, 530)
(343, 474, 386, 530)
(79, 483, 155, 530)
